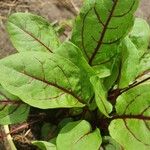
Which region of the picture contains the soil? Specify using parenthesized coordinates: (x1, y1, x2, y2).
(0, 0, 150, 150)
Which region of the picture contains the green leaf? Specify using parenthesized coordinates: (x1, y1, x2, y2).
(0, 85, 29, 125)
(92, 65, 111, 79)
(69, 108, 83, 116)
(41, 123, 57, 140)
(54, 41, 95, 106)
(0, 52, 94, 109)
(32, 141, 56, 150)
(109, 83, 150, 150)
(129, 18, 150, 57)
(104, 54, 120, 90)
(55, 41, 94, 77)
(58, 118, 74, 130)
(90, 76, 112, 117)
(102, 136, 123, 150)
(54, 41, 94, 73)
(138, 51, 150, 76)
(119, 37, 139, 88)
(49, 137, 57, 145)
(7, 13, 60, 53)
(71, 0, 139, 66)
(56, 120, 101, 150)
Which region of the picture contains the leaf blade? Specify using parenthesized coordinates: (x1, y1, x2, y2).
(32, 141, 56, 150)
(56, 120, 101, 150)
(119, 37, 139, 88)
(72, 0, 139, 66)
(0, 85, 29, 125)
(7, 13, 60, 52)
(0, 52, 94, 109)
(109, 83, 150, 150)
(129, 18, 150, 57)
(90, 76, 112, 117)
(138, 51, 150, 76)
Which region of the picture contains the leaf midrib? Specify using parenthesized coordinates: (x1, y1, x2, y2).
(9, 21, 53, 53)
(112, 115, 150, 120)
(88, 0, 118, 65)
(21, 71, 84, 104)
(123, 119, 150, 146)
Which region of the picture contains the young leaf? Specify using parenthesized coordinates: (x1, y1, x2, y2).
(58, 118, 74, 130)
(7, 13, 60, 53)
(0, 85, 29, 125)
(32, 141, 56, 150)
(71, 0, 139, 66)
(129, 18, 150, 57)
(0, 52, 94, 109)
(54, 42, 95, 104)
(104, 54, 120, 90)
(56, 120, 101, 150)
(102, 136, 123, 150)
(109, 83, 150, 150)
(54, 41, 95, 82)
(119, 37, 139, 88)
(41, 123, 57, 140)
(90, 76, 112, 117)
(49, 137, 57, 145)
